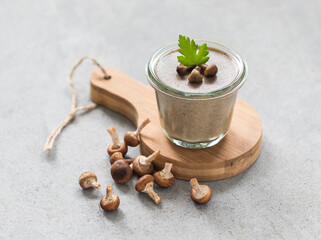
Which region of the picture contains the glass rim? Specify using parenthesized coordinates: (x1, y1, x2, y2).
(146, 40, 248, 100)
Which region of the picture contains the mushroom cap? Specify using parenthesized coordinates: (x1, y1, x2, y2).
(154, 171, 175, 188)
(124, 131, 139, 147)
(107, 142, 128, 156)
(190, 185, 212, 204)
(109, 152, 124, 165)
(132, 156, 154, 176)
(176, 64, 188, 75)
(204, 64, 218, 77)
(100, 195, 120, 211)
(78, 172, 97, 189)
(188, 69, 203, 83)
(135, 174, 154, 192)
(111, 160, 132, 184)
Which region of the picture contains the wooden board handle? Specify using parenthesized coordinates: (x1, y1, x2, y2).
(91, 68, 157, 127)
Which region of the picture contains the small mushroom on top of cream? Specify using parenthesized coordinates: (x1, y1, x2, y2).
(188, 68, 203, 83)
(107, 126, 128, 156)
(176, 64, 196, 76)
(78, 172, 101, 189)
(153, 162, 175, 188)
(132, 150, 160, 176)
(135, 174, 161, 204)
(204, 64, 218, 77)
(190, 178, 212, 204)
(124, 118, 151, 147)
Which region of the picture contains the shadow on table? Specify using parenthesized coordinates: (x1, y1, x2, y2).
(41, 148, 58, 162)
(137, 193, 163, 210)
(103, 208, 125, 221)
(81, 188, 101, 199)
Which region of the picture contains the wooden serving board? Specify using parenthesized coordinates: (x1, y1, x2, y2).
(90, 68, 262, 181)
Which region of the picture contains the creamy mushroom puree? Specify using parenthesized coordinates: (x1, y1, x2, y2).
(156, 48, 237, 93)
(154, 48, 238, 143)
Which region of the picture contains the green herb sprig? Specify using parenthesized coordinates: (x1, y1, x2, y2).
(177, 35, 209, 66)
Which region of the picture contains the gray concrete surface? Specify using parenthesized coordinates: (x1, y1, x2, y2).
(0, 0, 320, 239)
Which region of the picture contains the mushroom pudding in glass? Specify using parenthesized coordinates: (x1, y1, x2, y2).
(146, 36, 247, 149)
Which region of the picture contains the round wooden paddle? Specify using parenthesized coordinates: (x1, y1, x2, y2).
(90, 68, 262, 181)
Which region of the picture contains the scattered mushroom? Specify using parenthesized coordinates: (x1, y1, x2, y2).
(204, 64, 218, 77)
(100, 185, 120, 211)
(107, 126, 128, 156)
(154, 162, 175, 188)
(188, 68, 203, 83)
(78, 172, 101, 189)
(132, 150, 160, 176)
(135, 175, 161, 204)
(111, 159, 132, 184)
(176, 64, 196, 76)
(190, 178, 212, 204)
(124, 118, 151, 147)
(109, 152, 134, 165)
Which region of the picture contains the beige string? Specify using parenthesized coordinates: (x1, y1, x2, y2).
(43, 56, 111, 152)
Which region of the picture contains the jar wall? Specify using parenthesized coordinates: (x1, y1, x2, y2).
(155, 91, 237, 144)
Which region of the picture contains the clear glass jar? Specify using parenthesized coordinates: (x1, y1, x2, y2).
(146, 41, 247, 149)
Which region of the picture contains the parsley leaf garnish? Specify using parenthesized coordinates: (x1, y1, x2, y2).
(177, 35, 210, 66)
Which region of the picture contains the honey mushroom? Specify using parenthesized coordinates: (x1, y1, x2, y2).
(124, 118, 151, 147)
(100, 185, 120, 211)
(188, 68, 203, 83)
(111, 159, 133, 184)
(107, 126, 128, 156)
(132, 150, 160, 176)
(176, 64, 196, 75)
(190, 178, 212, 204)
(153, 162, 175, 188)
(135, 175, 161, 204)
(204, 64, 218, 77)
(78, 172, 101, 189)
(109, 152, 134, 165)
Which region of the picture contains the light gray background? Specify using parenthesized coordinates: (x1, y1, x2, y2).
(0, 0, 320, 239)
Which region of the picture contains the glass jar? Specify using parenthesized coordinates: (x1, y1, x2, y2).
(146, 41, 247, 149)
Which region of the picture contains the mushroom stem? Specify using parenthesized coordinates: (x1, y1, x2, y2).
(106, 185, 113, 198)
(146, 150, 160, 163)
(90, 182, 101, 189)
(139, 150, 160, 171)
(162, 162, 173, 177)
(143, 182, 161, 204)
(107, 126, 121, 149)
(134, 118, 151, 137)
(190, 178, 203, 195)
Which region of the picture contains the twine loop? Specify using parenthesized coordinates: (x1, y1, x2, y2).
(43, 56, 110, 152)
